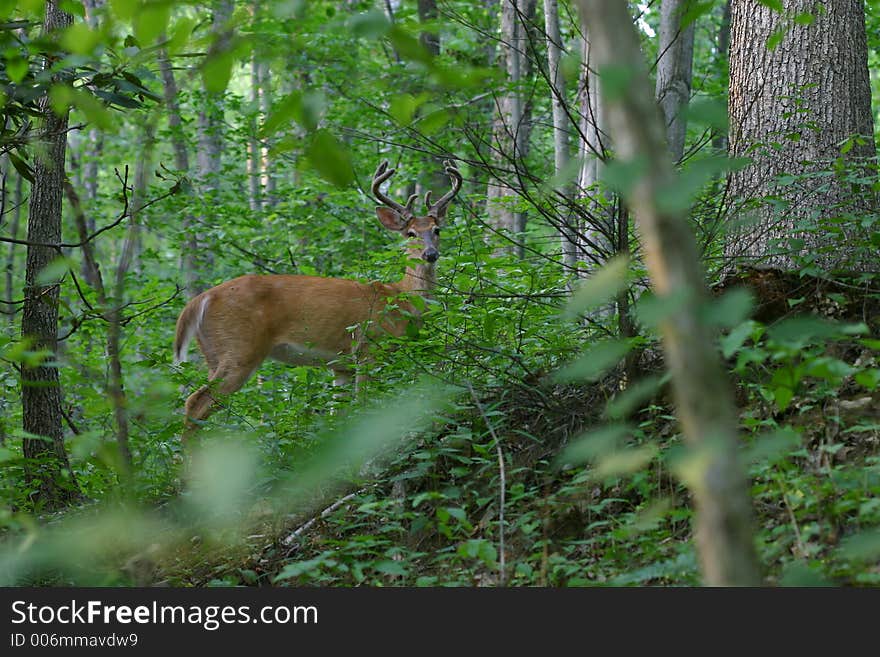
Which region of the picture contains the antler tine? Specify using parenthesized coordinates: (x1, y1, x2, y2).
(405, 193, 418, 214)
(423, 190, 432, 212)
(427, 159, 463, 218)
(371, 160, 409, 215)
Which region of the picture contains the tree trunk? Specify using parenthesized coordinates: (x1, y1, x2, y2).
(158, 44, 199, 293)
(575, 28, 612, 273)
(257, 60, 275, 208)
(543, 0, 577, 275)
(655, 0, 695, 163)
(712, 0, 731, 154)
(247, 53, 262, 211)
(3, 168, 23, 323)
(192, 0, 233, 291)
(487, 0, 537, 258)
(21, 0, 79, 509)
(573, 0, 762, 586)
(726, 0, 876, 269)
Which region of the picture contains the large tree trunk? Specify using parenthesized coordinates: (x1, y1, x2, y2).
(655, 0, 695, 163)
(726, 0, 876, 269)
(574, 0, 762, 586)
(21, 0, 79, 509)
(487, 0, 537, 258)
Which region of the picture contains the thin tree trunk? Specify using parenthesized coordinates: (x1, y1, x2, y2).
(543, 0, 577, 274)
(576, 28, 611, 274)
(574, 0, 762, 586)
(258, 60, 275, 207)
(21, 0, 79, 509)
(158, 44, 199, 293)
(4, 169, 23, 323)
(712, 0, 731, 154)
(487, 0, 537, 258)
(247, 53, 261, 211)
(193, 0, 233, 291)
(655, 0, 696, 163)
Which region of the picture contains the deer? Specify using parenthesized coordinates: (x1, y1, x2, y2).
(172, 159, 462, 435)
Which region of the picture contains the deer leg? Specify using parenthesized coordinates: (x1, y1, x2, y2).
(182, 358, 262, 439)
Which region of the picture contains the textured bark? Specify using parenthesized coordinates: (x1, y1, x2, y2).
(655, 0, 695, 163)
(21, 0, 79, 509)
(487, 0, 537, 258)
(727, 0, 876, 269)
(574, 0, 762, 586)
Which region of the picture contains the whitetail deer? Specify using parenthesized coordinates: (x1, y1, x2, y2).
(173, 160, 462, 434)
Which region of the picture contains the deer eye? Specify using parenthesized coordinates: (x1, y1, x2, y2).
(406, 230, 417, 238)
(433, 227, 441, 235)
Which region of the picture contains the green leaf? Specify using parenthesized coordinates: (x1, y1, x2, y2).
(201, 49, 235, 94)
(133, 2, 170, 46)
(721, 320, 758, 359)
(773, 386, 794, 412)
(6, 57, 28, 84)
(836, 527, 880, 562)
(348, 9, 390, 39)
(598, 64, 635, 102)
(389, 93, 424, 126)
(559, 424, 631, 466)
(8, 152, 34, 183)
(756, 0, 783, 11)
(59, 0, 85, 17)
(767, 316, 839, 345)
(305, 130, 353, 188)
(61, 22, 101, 55)
(565, 255, 629, 318)
(35, 257, 72, 286)
(373, 560, 407, 576)
(742, 427, 801, 464)
(702, 288, 753, 328)
(167, 17, 196, 56)
(605, 375, 664, 420)
(855, 369, 880, 391)
(554, 339, 631, 383)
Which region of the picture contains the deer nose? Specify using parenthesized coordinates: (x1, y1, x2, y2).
(424, 248, 439, 263)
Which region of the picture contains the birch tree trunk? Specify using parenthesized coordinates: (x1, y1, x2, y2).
(575, 29, 611, 272)
(21, 0, 79, 509)
(573, 0, 762, 586)
(726, 0, 876, 269)
(193, 0, 233, 291)
(257, 60, 275, 208)
(655, 0, 695, 163)
(487, 0, 537, 258)
(543, 0, 577, 274)
(247, 53, 262, 212)
(158, 45, 199, 293)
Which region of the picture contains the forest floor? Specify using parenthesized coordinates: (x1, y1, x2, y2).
(147, 269, 880, 587)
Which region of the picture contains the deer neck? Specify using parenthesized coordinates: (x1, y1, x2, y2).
(398, 246, 436, 297)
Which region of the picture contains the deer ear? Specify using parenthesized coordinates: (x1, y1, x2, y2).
(376, 207, 406, 231)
